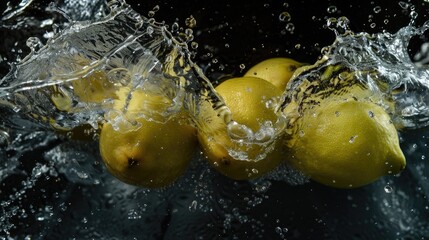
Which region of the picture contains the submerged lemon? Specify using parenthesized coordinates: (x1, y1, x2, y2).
(244, 57, 304, 90)
(72, 70, 118, 103)
(49, 71, 118, 139)
(285, 99, 406, 188)
(99, 88, 197, 188)
(198, 77, 284, 180)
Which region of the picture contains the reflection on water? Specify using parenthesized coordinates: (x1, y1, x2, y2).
(0, 0, 429, 238)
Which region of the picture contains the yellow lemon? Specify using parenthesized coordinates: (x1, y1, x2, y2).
(285, 99, 406, 188)
(198, 77, 284, 180)
(72, 70, 118, 103)
(244, 57, 305, 90)
(49, 71, 117, 138)
(99, 88, 197, 188)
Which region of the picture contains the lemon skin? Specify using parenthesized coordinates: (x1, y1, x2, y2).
(286, 100, 406, 188)
(244, 57, 304, 90)
(99, 88, 197, 188)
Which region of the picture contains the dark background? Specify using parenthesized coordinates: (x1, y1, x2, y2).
(1, 0, 429, 239)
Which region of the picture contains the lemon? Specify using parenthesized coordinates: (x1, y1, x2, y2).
(285, 99, 406, 188)
(198, 77, 284, 180)
(244, 57, 304, 90)
(72, 70, 118, 103)
(99, 88, 197, 188)
(49, 71, 117, 139)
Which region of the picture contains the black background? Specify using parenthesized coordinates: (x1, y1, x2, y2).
(1, 0, 429, 239)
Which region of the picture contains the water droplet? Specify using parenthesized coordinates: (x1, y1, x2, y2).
(279, 12, 291, 22)
(152, 5, 160, 12)
(185, 28, 194, 41)
(185, 15, 197, 28)
(399, 1, 409, 9)
(189, 200, 197, 212)
(327, 6, 338, 14)
(373, 6, 382, 14)
(107, 68, 130, 86)
(370, 23, 376, 28)
(171, 22, 179, 32)
(81, 217, 88, 224)
(0, 130, 11, 146)
(368, 111, 374, 118)
(191, 42, 198, 49)
(285, 23, 295, 33)
(239, 63, 246, 70)
(349, 135, 358, 143)
(410, 11, 418, 20)
(26, 37, 43, 52)
(128, 209, 141, 220)
(384, 185, 393, 193)
(77, 171, 88, 179)
(146, 26, 154, 35)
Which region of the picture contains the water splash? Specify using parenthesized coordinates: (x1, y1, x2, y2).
(0, 1, 222, 129)
(283, 17, 429, 131)
(0, 0, 286, 162)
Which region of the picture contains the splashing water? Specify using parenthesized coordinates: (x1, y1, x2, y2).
(1, 0, 429, 238)
(282, 17, 429, 131)
(0, 0, 286, 163)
